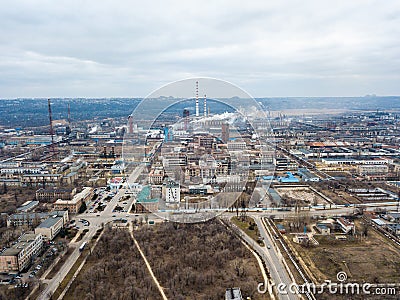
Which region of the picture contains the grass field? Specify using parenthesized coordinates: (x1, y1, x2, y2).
(231, 216, 264, 246)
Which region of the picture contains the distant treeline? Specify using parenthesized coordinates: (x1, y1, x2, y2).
(0, 96, 399, 128)
(0, 98, 140, 128)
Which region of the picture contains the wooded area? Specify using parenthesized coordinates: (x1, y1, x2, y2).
(64, 219, 264, 299)
(134, 220, 263, 299)
(65, 228, 162, 300)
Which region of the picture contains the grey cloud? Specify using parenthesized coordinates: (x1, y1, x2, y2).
(0, 0, 399, 97)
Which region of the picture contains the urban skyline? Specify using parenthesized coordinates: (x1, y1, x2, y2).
(1, 1, 400, 299)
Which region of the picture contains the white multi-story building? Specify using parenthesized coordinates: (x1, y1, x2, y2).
(227, 141, 247, 151)
(163, 182, 180, 203)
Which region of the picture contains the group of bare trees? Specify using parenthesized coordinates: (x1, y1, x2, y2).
(65, 221, 264, 300)
(0, 284, 30, 300)
(134, 220, 263, 299)
(65, 228, 162, 300)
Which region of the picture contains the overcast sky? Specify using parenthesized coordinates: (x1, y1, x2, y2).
(0, 0, 399, 98)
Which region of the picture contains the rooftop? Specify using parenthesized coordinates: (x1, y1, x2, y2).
(0, 233, 41, 257)
(225, 288, 242, 300)
(136, 186, 158, 203)
(37, 216, 63, 228)
(17, 200, 39, 212)
(387, 223, 400, 230)
(36, 188, 74, 193)
(9, 212, 49, 220)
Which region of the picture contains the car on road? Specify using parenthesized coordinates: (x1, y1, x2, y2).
(112, 215, 116, 217)
(267, 245, 271, 249)
(96, 214, 100, 217)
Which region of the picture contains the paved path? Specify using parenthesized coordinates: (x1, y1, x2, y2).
(128, 222, 168, 300)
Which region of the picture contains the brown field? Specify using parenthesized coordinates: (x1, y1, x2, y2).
(275, 186, 329, 206)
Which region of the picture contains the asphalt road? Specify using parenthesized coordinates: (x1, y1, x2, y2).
(38, 164, 145, 300)
(253, 216, 299, 300)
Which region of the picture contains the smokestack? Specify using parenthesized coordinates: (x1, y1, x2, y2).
(221, 122, 229, 143)
(183, 109, 190, 131)
(128, 115, 133, 134)
(195, 81, 199, 117)
(47, 99, 56, 156)
(67, 101, 71, 125)
(111, 146, 115, 158)
(203, 94, 207, 117)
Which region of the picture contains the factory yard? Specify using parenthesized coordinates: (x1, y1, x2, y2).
(274, 186, 329, 206)
(285, 220, 400, 284)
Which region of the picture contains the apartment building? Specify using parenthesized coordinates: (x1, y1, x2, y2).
(53, 187, 93, 213)
(0, 233, 43, 273)
(36, 187, 76, 202)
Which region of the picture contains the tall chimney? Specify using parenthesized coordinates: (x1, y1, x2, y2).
(195, 81, 199, 117)
(203, 94, 207, 117)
